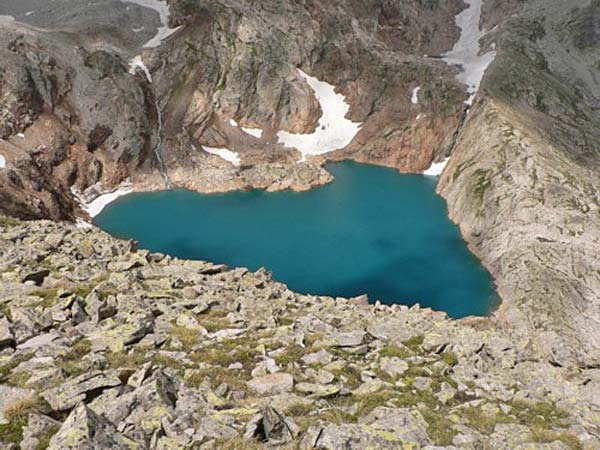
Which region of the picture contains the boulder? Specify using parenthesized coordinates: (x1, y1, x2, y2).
(47, 403, 129, 449)
(247, 373, 294, 396)
(41, 371, 122, 411)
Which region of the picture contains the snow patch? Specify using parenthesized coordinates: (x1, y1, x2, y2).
(423, 158, 450, 177)
(76, 219, 93, 229)
(17, 133, 25, 139)
(229, 119, 238, 127)
(72, 184, 133, 218)
(203, 146, 241, 166)
(277, 69, 361, 162)
(0, 154, 6, 169)
(442, 0, 496, 105)
(122, 0, 181, 48)
(241, 127, 263, 139)
(0, 15, 15, 22)
(129, 55, 152, 82)
(411, 87, 421, 105)
(25, 11, 35, 17)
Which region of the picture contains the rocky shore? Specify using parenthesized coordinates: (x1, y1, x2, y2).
(0, 217, 599, 449)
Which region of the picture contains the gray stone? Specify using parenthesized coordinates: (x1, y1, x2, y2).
(41, 371, 122, 411)
(301, 349, 333, 366)
(0, 317, 15, 349)
(331, 330, 366, 347)
(21, 413, 61, 450)
(247, 373, 294, 395)
(380, 357, 408, 377)
(47, 403, 128, 449)
(295, 382, 340, 398)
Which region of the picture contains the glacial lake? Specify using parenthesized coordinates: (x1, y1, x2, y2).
(94, 162, 498, 318)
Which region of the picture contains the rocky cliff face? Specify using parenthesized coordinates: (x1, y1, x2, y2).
(0, 218, 598, 449)
(438, 0, 600, 366)
(0, 0, 468, 219)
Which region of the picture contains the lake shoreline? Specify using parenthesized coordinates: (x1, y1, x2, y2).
(93, 161, 499, 319)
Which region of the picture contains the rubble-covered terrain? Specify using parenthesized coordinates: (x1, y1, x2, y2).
(0, 218, 599, 449)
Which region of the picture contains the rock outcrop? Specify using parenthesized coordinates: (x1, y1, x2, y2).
(0, 218, 598, 448)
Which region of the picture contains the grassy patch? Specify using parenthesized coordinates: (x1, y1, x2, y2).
(421, 410, 458, 446)
(439, 351, 459, 367)
(531, 428, 582, 450)
(186, 367, 247, 391)
(0, 396, 50, 445)
(170, 326, 201, 350)
(63, 339, 92, 361)
(198, 309, 231, 333)
(6, 371, 32, 388)
(57, 361, 87, 378)
(0, 217, 20, 228)
(273, 343, 305, 367)
(29, 288, 61, 308)
(105, 350, 147, 369)
(403, 335, 424, 353)
(510, 400, 570, 428)
(190, 338, 260, 370)
(34, 424, 60, 450)
(152, 354, 184, 372)
(0, 353, 34, 383)
(379, 345, 411, 359)
(463, 406, 499, 435)
(330, 364, 362, 389)
(284, 402, 314, 417)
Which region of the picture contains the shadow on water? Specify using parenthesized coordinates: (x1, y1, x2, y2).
(94, 161, 500, 319)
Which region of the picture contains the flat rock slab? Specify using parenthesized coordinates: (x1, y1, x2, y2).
(295, 382, 340, 398)
(41, 371, 122, 411)
(247, 373, 293, 396)
(330, 330, 365, 347)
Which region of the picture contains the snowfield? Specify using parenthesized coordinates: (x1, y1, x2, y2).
(277, 69, 361, 162)
(71, 184, 134, 218)
(123, 0, 181, 48)
(411, 87, 421, 105)
(422, 0, 495, 177)
(442, 0, 496, 105)
(423, 158, 450, 177)
(241, 127, 263, 139)
(82, 186, 133, 218)
(0, 154, 6, 169)
(128, 55, 152, 82)
(203, 146, 241, 167)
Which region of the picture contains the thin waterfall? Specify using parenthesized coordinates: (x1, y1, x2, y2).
(131, 56, 170, 189)
(152, 92, 170, 189)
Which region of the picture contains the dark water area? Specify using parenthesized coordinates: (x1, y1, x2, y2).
(94, 162, 498, 318)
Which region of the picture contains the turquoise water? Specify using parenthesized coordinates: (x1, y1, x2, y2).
(94, 162, 498, 318)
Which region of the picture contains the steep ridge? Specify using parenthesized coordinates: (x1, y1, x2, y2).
(438, 0, 600, 366)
